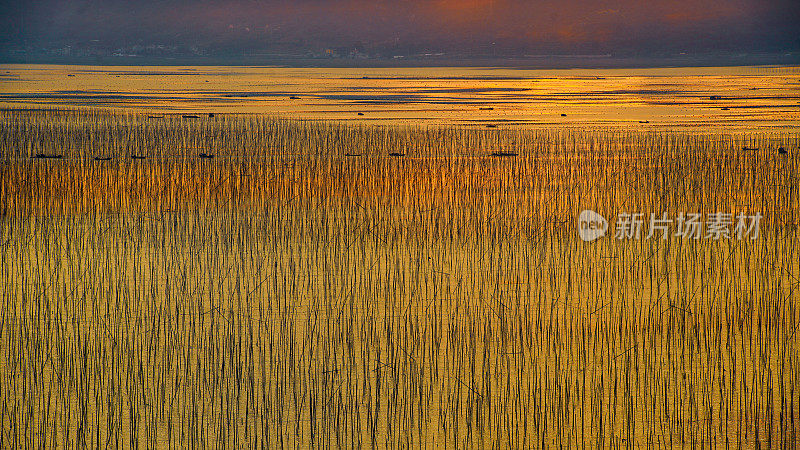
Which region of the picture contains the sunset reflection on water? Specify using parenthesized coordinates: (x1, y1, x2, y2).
(1, 64, 798, 131)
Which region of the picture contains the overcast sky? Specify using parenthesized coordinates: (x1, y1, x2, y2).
(2, 0, 798, 58)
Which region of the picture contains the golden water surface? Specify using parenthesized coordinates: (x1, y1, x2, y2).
(1, 64, 799, 130)
(1, 67, 799, 447)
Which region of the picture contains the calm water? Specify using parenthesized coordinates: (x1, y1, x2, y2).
(1, 64, 799, 131)
(2, 72, 800, 446)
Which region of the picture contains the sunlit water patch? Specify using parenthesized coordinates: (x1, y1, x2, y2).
(1, 64, 799, 131)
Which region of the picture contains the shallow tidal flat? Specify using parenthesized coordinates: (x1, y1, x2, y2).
(1, 64, 799, 131)
(1, 109, 800, 447)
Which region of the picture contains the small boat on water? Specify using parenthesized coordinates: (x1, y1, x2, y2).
(639, 120, 650, 124)
(35, 153, 63, 159)
(491, 151, 518, 157)
(357, 112, 364, 116)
